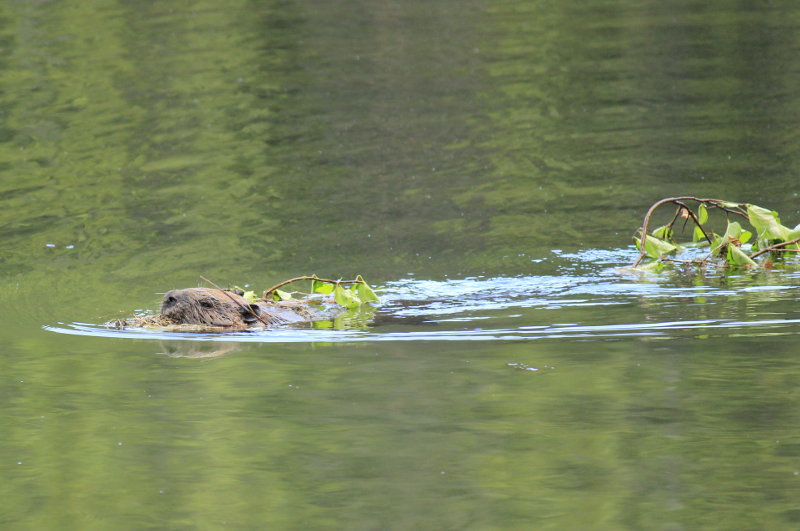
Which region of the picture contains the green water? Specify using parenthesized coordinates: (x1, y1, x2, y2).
(3, 0, 800, 529)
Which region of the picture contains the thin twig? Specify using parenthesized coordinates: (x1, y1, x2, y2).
(199, 275, 273, 327)
(667, 206, 683, 231)
(674, 201, 713, 244)
(712, 203, 749, 218)
(749, 237, 800, 259)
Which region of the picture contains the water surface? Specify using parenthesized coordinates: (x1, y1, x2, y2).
(3, 0, 800, 529)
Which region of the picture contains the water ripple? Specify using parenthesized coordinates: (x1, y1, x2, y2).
(45, 316, 800, 343)
(44, 249, 800, 343)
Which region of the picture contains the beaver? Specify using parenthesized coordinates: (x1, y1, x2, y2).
(109, 287, 332, 330)
(159, 287, 319, 328)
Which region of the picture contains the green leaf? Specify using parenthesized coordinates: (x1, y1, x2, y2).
(634, 260, 664, 272)
(726, 245, 758, 267)
(355, 282, 379, 303)
(652, 225, 672, 240)
(693, 226, 705, 243)
(710, 235, 725, 255)
(723, 221, 743, 241)
(242, 290, 258, 303)
(739, 230, 752, 245)
(639, 235, 676, 259)
(698, 203, 708, 224)
(334, 284, 361, 309)
(271, 289, 292, 301)
(747, 204, 791, 241)
(311, 279, 335, 294)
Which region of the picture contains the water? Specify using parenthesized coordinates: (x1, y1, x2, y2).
(48, 249, 800, 343)
(3, 0, 800, 529)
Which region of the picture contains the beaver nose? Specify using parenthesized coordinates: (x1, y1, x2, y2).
(161, 291, 179, 311)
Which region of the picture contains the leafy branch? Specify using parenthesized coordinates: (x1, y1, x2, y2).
(633, 197, 800, 269)
(261, 274, 379, 309)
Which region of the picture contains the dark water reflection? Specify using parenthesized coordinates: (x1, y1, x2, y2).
(3, 0, 800, 528)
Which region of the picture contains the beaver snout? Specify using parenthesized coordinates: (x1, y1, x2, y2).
(160, 290, 180, 313)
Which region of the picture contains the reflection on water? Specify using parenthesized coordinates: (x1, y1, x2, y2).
(157, 342, 242, 358)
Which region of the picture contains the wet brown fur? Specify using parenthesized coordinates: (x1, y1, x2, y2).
(108, 287, 330, 331)
(158, 287, 319, 329)
(160, 288, 277, 328)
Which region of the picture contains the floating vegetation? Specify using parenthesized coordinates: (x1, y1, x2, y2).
(632, 197, 800, 270)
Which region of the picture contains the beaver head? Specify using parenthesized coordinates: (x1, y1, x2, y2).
(160, 288, 264, 327)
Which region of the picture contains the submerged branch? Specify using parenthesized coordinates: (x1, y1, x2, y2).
(659, 257, 709, 265)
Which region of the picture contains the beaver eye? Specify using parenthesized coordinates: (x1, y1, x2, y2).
(200, 300, 214, 308)
(166, 296, 177, 304)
